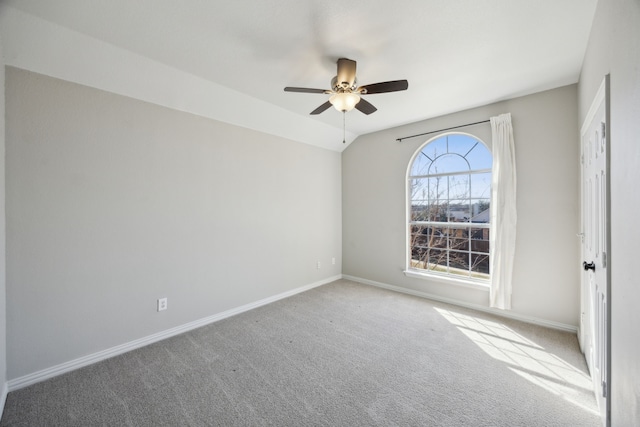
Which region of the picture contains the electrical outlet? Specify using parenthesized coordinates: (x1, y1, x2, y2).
(157, 297, 168, 312)
(317, 261, 321, 269)
(332, 257, 336, 265)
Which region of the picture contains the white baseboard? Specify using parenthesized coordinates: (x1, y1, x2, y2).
(7, 275, 341, 392)
(342, 274, 578, 333)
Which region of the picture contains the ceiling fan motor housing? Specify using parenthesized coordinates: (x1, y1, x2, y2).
(331, 76, 358, 92)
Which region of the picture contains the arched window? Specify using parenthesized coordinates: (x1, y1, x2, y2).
(407, 133, 492, 282)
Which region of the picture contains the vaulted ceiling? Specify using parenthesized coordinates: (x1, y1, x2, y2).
(1, 0, 598, 151)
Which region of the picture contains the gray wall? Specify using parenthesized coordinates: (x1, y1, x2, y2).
(343, 85, 580, 327)
(5, 68, 342, 380)
(578, 0, 640, 424)
(0, 31, 7, 401)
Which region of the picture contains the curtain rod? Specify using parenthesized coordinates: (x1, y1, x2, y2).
(395, 119, 490, 142)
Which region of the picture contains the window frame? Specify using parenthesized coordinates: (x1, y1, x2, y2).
(405, 132, 492, 289)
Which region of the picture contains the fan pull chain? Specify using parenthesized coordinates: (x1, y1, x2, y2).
(343, 111, 346, 144)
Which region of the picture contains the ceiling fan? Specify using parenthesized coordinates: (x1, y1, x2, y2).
(284, 58, 408, 115)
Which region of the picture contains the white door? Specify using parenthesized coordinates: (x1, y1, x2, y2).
(580, 77, 609, 425)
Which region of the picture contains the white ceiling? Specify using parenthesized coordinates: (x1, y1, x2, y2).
(1, 0, 597, 151)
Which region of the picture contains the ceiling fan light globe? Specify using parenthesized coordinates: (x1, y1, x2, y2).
(330, 92, 361, 112)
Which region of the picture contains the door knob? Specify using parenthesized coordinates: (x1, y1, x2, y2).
(583, 261, 596, 271)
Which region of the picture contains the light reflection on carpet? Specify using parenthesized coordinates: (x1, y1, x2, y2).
(434, 307, 600, 417)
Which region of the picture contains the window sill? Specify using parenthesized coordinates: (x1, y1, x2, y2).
(403, 269, 490, 292)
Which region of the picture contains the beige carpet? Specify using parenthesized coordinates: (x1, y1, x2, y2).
(0, 279, 600, 426)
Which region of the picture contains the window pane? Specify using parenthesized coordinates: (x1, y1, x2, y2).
(428, 176, 447, 202)
(410, 178, 429, 202)
(470, 228, 490, 253)
(422, 137, 448, 160)
(449, 232, 469, 252)
(448, 200, 471, 222)
(411, 201, 429, 221)
(465, 142, 492, 169)
(448, 174, 470, 200)
(471, 199, 490, 222)
(409, 225, 430, 269)
(449, 250, 471, 277)
(425, 202, 445, 222)
(471, 253, 490, 278)
(410, 153, 431, 176)
(427, 226, 448, 248)
(447, 134, 479, 156)
(470, 172, 491, 198)
(427, 248, 447, 272)
(430, 154, 469, 175)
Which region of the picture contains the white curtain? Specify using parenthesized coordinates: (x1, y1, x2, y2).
(489, 113, 517, 310)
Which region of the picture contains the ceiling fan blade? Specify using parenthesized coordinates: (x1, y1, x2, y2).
(336, 58, 357, 88)
(359, 80, 408, 94)
(355, 98, 377, 115)
(310, 101, 333, 115)
(284, 87, 328, 94)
